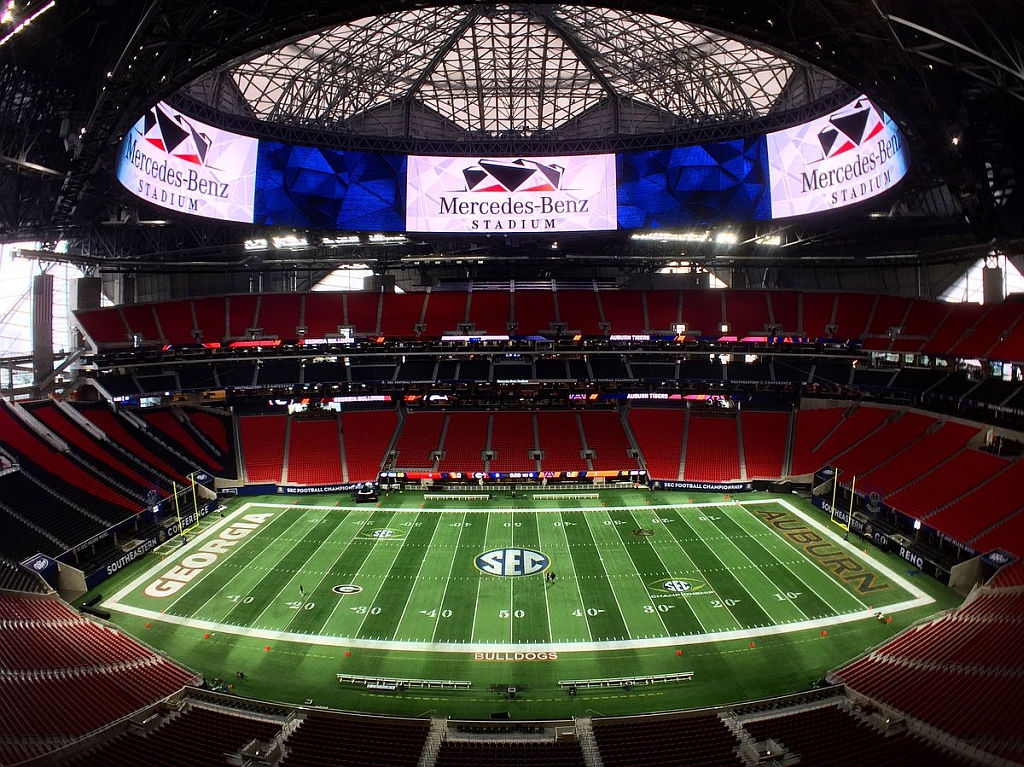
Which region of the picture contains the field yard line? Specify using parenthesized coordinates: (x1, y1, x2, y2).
(247, 511, 337, 629)
(310, 509, 404, 637)
(534, 515, 554, 643)
(105, 503, 274, 612)
(675, 511, 779, 627)
(658, 508, 745, 628)
(581, 511, 634, 641)
(723, 503, 857, 614)
(469, 512, 490, 643)
(269, 509, 374, 634)
(550, 512, 594, 642)
(430, 512, 468, 643)
(509, 509, 514, 644)
(346, 514, 410, 639)
(108, 596, 928, 653)
(599, 509, 674, 637)
(699, 505, 819, 623)
(282, 511, 370, 623)
(392, 510, 445, 640)
(768, 499, 932, 606)
(622, 508, 707, 635)
(103, 496, 935, 652)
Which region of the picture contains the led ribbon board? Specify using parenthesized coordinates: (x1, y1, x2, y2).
(115, 95, 907, 229)
(406, 154, 617, 233)
(117, 101, 258, 223)
(767, 96, 909, 217)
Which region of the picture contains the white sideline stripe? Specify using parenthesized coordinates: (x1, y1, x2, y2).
(105, 599, 924, 654)
(102, 497, 934, 653)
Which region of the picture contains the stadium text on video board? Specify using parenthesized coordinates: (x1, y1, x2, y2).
(117, 96, 909, 230)
(406, 154, 617, 233)
(767, 97, 909, 216)
(117, 102, 258, 223)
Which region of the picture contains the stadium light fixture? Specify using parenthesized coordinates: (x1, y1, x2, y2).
(715, 231, 738, 245)
(272, 234, 308, 249)
(632, 231, 709, 243)
(322, 235, 360, 246)
(244, 238, 268, 251)
(0, 0, 54, 48)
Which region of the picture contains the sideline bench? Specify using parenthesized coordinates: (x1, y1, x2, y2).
(558, 671, 693, 689)
(533, 493, 599, 500)
(337, 674, 471, 690)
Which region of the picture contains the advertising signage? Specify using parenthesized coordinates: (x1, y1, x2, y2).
(406, 154, 617, 233)
(117, 102, 258, 223)
(117, 96, 908, 230)
(767, 96, 909, 217)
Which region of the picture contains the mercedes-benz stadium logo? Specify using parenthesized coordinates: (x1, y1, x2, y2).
(817, 99, 884, 158)
(142, 102, 213, 166)
(463, 159, 564, 193)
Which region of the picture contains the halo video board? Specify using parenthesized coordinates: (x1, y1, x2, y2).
(116, 96, 909, 232)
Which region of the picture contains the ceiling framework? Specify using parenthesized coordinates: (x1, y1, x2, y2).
(166, 82, 857, 157)
(877, 1, 1024, 230)
(0, 0, 1018, 292)
(223, 5, 828, 139)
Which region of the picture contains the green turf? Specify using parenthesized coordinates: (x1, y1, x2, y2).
(85, 490, 962, 719)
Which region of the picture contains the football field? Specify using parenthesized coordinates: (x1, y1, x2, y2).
(106, 494, 931, 651)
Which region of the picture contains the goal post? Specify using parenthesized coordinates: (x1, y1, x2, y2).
(811, 465, 849, 532)
(173, 479, 202, 538)
(835, 475, 852, 533)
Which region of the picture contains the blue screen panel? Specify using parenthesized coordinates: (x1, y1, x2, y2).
(255, 143, 406, 231)
(617, 138, 770, 228)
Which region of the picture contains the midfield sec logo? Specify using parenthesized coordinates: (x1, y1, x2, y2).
(475, 548, 550, 577)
